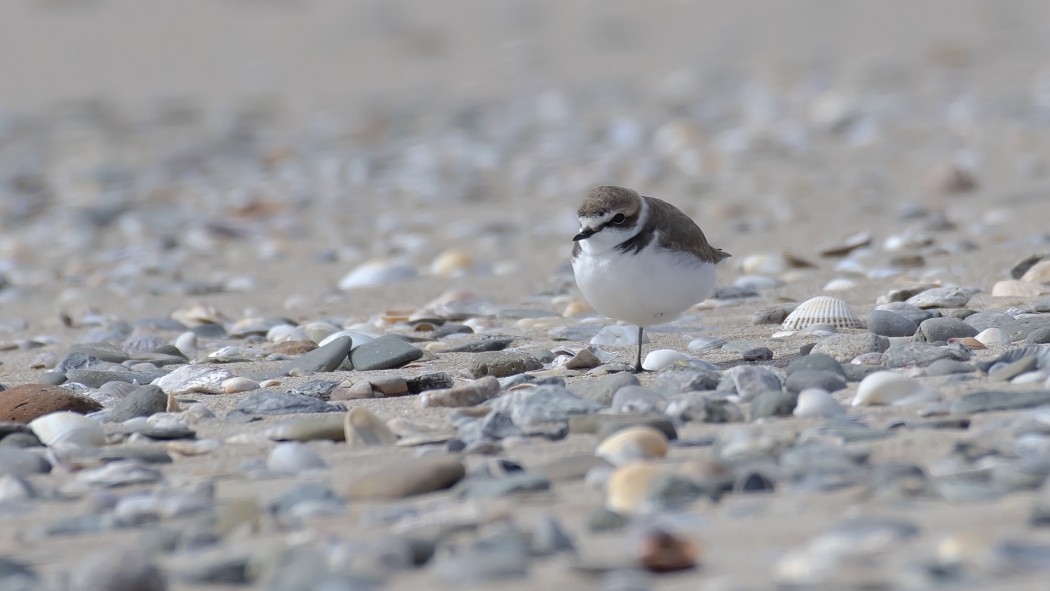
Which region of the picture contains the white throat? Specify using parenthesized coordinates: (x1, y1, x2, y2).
(577, 198, 650, 255)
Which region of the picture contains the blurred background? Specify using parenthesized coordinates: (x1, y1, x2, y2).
(2, 0, 1050, 321)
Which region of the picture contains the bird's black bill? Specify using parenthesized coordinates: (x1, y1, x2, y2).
(573, 228, 595, 241)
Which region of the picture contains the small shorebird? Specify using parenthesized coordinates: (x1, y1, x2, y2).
(571, 185, 730, 372)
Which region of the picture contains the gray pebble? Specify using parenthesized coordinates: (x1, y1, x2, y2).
(68, 343, 131, 364)
(1027, 327, 1050, 344)
(742, 347, 774, 361)
(350, 335, 424, 371)
(433, 531, 531, 583)
(108, 385, 168, 423)
(569, 372, 639, 405)
(267, 481, 344, 523)
(731, 366, 782, 400)
(882, 342, 969, 368)
(841, 364, 885, 382)
(286, 379, 339, 399)
(610, 386, 666, 414)
(0, 447, 50, 476)
(785, 369, 847, 394)
(279, 335, 353, 375)
(665, 393, 744, 423)
(231, 391, 344, 417)
(906, 286, 978, 309)
(919, 317, 978, 342)
(530, 515, 576, 556)
(750, 390, 799, 420)
(952, 390, 1050, 414)
(446, 337, 513, 353)
(990, 356, 1039, 382)
(964, 310, 1014, 332)
(189, 324, 227, 339)
(652, 368, 720, 394)
(454, 473, 550, 499)
(925, 359, 977, 376)
(867, 310, 918, 337)
(812, 333, 890, 363)
(69, 548, 166, 591)
(1004, 317, 1050, 342)
(787, 353, 846, 378)
(489, 385, 601, 427)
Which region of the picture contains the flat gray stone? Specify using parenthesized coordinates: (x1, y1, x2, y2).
(906, 286, 978, 309)
(812, 333, 890, 363)
(1027, 326, 1050, 345)
(108, 385, 168, 423)
(867, 310, 919, 338)
(750, 390, 798, 420)
(990, 356, 1039, 382)
(652, 368, 721, 394)
(432, 531, 530, 583)
(925, 359, 977, 376)
(231, 391, 344, 417)
(1004, 318, 1050, 343)
(489, 385, 601, 427)
(919, 317, 978, 342)
(569, 372, 639, 405)
(454, 473, 550, 499)
(965, 311, 1013, 332)
(0, 447, 50, 476)
(731, 366, 782, 400)
(344, 457, 466, 500)
(785, 369, 847, 394)
(610, 386, 666, 414)
(787, 353, 847, 378)
(350, 335, 422, 371)
(446, 337, 513, 353)
(882, 342, 969, 368)
(841, 364, 885, 382)
(952, 391, 1050, 414)
(279, 336, 353, 375)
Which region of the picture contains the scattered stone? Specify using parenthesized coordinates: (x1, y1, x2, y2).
(432, 530, 530, 583)
(343, 457, 466, 500)
(867, 310, 919, 337)
(530, 515, 576, 556)
(651, 368, 720, 394)
(785, 370, 847, 394)
(1004, 317, 1050, 342)
(665, 394, 744, 423)
(446, 337, 513, 352)
(570, 372, 639, 405)
(406, 372, 455, 393)
(750, 390, 799, 420)
(488, 385, 602, 426)
(742, 346, 774, 361)
(731, 366, 782, 401)
(1027, 327, 1050, 345)
(154, 365, 233, 395)
(925, 359, 977, 376)
(276, 335, 352, 375)
(952, 391, 1050, 414)
(882, 342, 968, 368)
(350, 335, 423, 371)
(418, 376, 500, 408)
(906, 286, 978, 309)
(990, 356, 1039, 382)
(1011, 253, 1050, 280)
(610, 386, 666, 414)
(344, 407, 397, 446)
(812, 333, 890, 363)
(919, 317, 978, 342)
(231, 391, 344, 417)
(455, 473, 551, 499)
(108, 385, 168, 423)
(0, 384, 103, 423)
(267, 415, 346, 442)
(793, 389, 847, 418)
(69, 547, 166, 591)
(468, 352, 542, 378)
(0, 447, 51, 476)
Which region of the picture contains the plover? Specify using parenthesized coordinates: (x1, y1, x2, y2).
(571, 185, 730, 372)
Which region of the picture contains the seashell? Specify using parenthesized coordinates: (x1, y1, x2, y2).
(302, 321, 340, 345)
(687, 336, 727, 352)
(852, 371, 940, 407)
(975, 327, 1007, 346)
(338, 259, 417, 290)
(793, 389, 846, 418)
(562, 301, 593, 318)
(318, 330, 375, 348)
(819, 231, 873, 258)
(642, 350, 718, 372)
(173, 332, 198, 361)
(121, 334, 165, 355)
(780, 296, 863, 331)
(344, 408, 397, 447)
(222, 377, 259, 394)
(606, 462, 664, 515)
(170, 303, 229, 327)
(822, 277, 858, 291)
(430, 248, 476, 277)
(266, 324, 309, 343)
(154, 365, 233, 395)
(266, 442, 327, 474)
(992, 280, 1050, 298)
(948, 336, 985, 349)
(595, 427, 668, 466)
(29, 412, 106, 448)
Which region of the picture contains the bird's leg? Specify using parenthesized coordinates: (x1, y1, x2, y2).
(634, 325, 644, 373)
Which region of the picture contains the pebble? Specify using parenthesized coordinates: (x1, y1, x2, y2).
(349, 337, 422, 372)
(906, 286, 978, 309)
(68, 548, 166, 591)
(859, 310, 919, 340)
(445, 336, 514, 353)
(990, 356, 1039, 382)
(730, 365, 782, 400)
(812, 333, 890, 363)
(610, 386, 667, 414)
(652, 367, 720, 394)
(852, 371, 940, 406)
(0, 384, 103, 423)
(418, 376, 500, 408)
(468, 352, 543, 377)
(276, 335, 353, 375)
(488, 385, 602, 427)
(952, 390, 1050, 414)
(230, 391, 344, 416)
(570, 372, 639, 405)
(636, 528, 700, 573)
(925, 359, 977, 376)
(266, 442, 327, 474)
(920, 317, 979, 342)
(107, 385, 168, 423)
(0, 447, 51, 476)
(750, 390, 799, 419)
(794, 388, 847, 418)
(266, 414, 345, 442)
(785, 369, 847, 394)
(344, 407, 397, 446)
(154, 365, 233, 395)
(343, 457, 466, 500)
(530, 514, 577, 556)
(595, 427, 668, 465)
(882, 342, 968, 368)
(432, 530, 530, 583)
(1027, 326, 1050, 344)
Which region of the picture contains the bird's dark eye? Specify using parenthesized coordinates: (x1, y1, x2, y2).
(611, 213, 625, 224)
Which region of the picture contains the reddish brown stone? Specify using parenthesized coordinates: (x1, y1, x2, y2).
(0, 384, 103, 423)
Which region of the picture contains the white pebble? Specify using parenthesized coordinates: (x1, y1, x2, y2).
(852, 371, 940, 407)
(793, 388, 847, 418)
(266, 442, 327, 474)
(641, 349, 718, 371)
(174, 331, 198, 361)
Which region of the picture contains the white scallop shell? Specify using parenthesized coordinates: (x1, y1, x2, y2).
(780, 296, 863, 331)
(29, 412, 106, 448)
(174, 332, 198, 361)
(266, 324, 309, 343)
(852, 371, 940, 407)
(822, 277, 858, 292)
